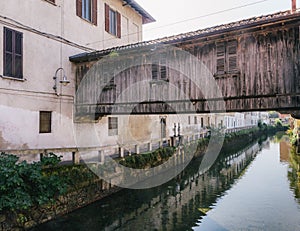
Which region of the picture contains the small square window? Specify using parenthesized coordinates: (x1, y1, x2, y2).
(108, 117, 118, 136)
(39, 111, 52, 133)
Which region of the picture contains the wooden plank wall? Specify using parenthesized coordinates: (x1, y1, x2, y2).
(74, 23, 300, 118)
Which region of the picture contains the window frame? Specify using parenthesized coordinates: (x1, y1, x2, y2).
(108, 117, 118, 136)
(216, 40, 238, 75)
(105, 3, 121, 38)
(76, 0, 97, 25)
(39, 111, 52, 134)
(3, 27, 23, 79)
(109, 8, 117, 36)
(82, 0, 92, 21)
(151, 58, 168, 81)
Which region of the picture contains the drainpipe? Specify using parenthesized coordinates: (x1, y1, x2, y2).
(292, 0, 297, 12)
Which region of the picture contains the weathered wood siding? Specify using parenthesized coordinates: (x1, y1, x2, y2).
(73, 20, 300, 119)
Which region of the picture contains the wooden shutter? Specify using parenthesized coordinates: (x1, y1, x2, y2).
(92, 0, 97, 25)
(160, 66, 166, 79)
(4, 28, 22, 78)
(216, 42, 225, 73)
(228, 40, 237, 71)
(152, 64, 158, 79)
(116, 11, 121, 38)
(76, 0, 82, 17)
(14, 31, 23, 78)
(105, 3, 109, 32)
(4, 28, 13, 77)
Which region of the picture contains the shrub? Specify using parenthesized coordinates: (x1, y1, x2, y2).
(0, 153, 67, 212)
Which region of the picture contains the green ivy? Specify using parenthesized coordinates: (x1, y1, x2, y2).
(0, 153, 67, 212)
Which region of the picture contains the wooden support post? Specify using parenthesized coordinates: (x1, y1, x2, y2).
(72, 151, 80, 164)
(135, 145, 140, 154)
(119, 147, 124, 158)
(159, 141, 162, 148)
(98, 150, 104, 163)
(148, 142, 152, 151)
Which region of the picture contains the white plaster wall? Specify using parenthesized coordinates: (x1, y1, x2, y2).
(0, 0, 145, 152)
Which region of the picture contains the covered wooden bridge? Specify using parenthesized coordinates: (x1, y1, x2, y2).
(70, 10, 300, 120)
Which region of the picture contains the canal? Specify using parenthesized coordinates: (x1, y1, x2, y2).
(32, 135, 300, 231)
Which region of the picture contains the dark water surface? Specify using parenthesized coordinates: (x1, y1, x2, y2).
(32, 136, 300, 231)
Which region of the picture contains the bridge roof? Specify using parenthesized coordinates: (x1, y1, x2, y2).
(70, 10, 300, 63)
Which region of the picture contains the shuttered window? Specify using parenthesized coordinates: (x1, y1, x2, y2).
(228, 40, 237, 71)
(216, 42, 225, 73)
(39, 111, 52, 133)
(216, 40, 238, 74)
(3, 27, 23, 79)
(105, 3, 121, 38)
(160, 57, 167, 79)
(160, 66, 166, 79)
(152, 64, 158, 79)
(151, 58, 168, 80)
(76, 0, 97, 25)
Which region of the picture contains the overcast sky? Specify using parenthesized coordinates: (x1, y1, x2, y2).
(136, 0, 300, 41)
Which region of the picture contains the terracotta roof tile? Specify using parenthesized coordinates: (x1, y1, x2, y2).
(70, 10, 299, 62)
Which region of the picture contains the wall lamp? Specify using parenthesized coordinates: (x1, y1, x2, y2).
(53, 67, 70, 95)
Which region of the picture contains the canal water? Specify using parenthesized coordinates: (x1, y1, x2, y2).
(33, 136, 300, 231)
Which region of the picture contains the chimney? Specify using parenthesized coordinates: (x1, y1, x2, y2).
(292, 0, 296, 12)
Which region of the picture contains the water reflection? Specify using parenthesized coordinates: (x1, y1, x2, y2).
(33, 138, 264, 231)
(196, 136, 300, 231)
(288, 145, 300, 203)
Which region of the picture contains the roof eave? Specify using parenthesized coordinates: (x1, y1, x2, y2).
(122, 0, 155, 24)
(69, 10, 300, 63)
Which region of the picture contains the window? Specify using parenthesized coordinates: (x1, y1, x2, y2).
(201, 117, 204, 128)
(216, 40, 238, 74)
(161, 118, 166, 139)
(76, 0, 97, 25)
(108, 117, 118, 136)
(39, 111, 52, 133)
(151, 64, 158, 79)
(194, 116, 197, 124)
(109, 9, 117, 35)
(3, 27, 23, 79)
(151, 58, 168, 80)
(105, 4, 121, 38)
(82, 0, 91, 21)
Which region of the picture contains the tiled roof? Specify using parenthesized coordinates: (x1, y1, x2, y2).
(70, 10, 300, 62)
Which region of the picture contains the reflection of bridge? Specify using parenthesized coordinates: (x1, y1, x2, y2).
(61, 140, 264, 230)
(70, 11, 300, 119)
